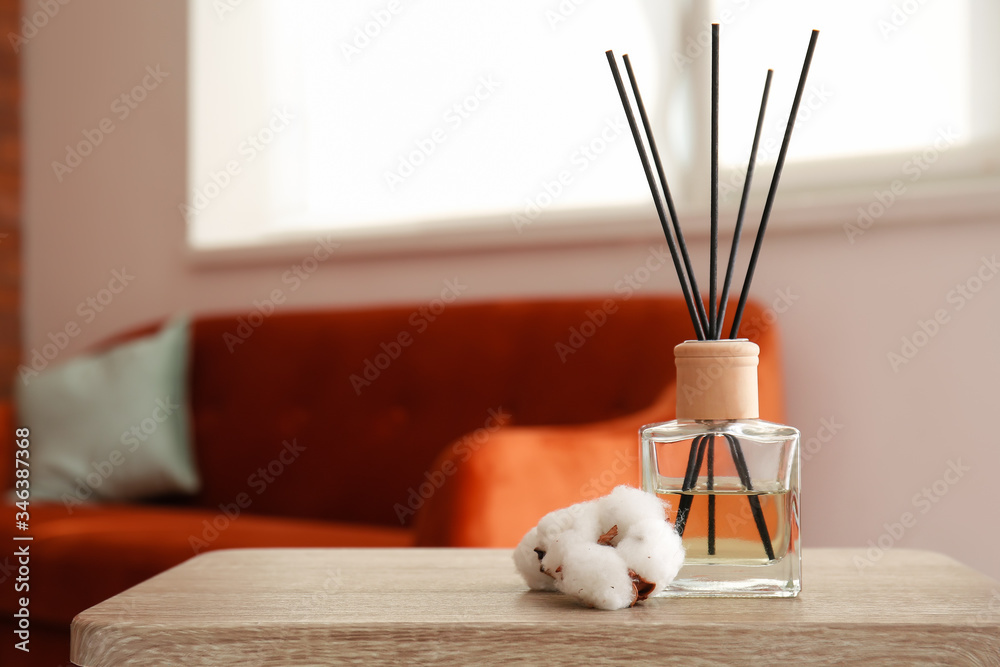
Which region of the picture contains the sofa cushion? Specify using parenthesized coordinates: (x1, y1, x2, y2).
(0, 502, 413, 626)
(16, 316, 199, 505)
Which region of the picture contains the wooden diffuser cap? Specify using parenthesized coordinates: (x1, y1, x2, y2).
(675, 340, 759, 420)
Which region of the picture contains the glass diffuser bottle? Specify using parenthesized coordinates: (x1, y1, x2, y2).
(641, 340, 800, 597)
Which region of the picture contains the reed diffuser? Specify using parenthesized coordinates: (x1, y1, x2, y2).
(607, 25, 818, 597)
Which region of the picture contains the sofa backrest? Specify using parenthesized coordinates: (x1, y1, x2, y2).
(184, 296, 782, 528)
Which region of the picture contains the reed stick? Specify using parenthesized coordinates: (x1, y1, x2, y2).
(709, 24, 720, 338)
(622, 55, 710, 336)
(707, 434, 716, 555)
(726, 434, 775, 560)
(606, 50, 706, 340)
(729, 30, 819, 339)
(716, 69, 773, 339)
(674, 434, 707, 536)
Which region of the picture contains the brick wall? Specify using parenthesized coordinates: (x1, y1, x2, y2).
(0, 0, 19, 401)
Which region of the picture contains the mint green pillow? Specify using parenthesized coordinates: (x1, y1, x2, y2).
(17, 316, 199, 508)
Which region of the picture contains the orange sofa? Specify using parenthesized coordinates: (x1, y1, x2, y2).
(0, 296, 784, 665)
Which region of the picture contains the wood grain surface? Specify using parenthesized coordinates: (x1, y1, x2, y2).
(71, 548, 1000, 666)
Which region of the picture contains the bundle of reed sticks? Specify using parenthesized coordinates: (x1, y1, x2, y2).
(607, 25, 818, 340)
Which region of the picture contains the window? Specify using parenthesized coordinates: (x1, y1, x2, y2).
(189, 0, 667, 250)
(188, 1, 1000, 254)
(711, 1, 998, 190)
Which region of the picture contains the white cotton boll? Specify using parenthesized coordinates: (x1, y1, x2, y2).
(513, 486, 687, 609)
(557, 543, 636, 610)
(535, 506, 576, 543)
(564, 501, 603, 543)
(538, 529, 587, 580)
(513, 527, 558, 591)
(535, 500, 600, 544)
(615, 517, 685, 596)
(598, 485, 668, 533)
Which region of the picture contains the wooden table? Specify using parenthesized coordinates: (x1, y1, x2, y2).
(71, 548, 1000, 666)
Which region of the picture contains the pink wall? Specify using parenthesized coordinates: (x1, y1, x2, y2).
(24, 2, 1000, 580)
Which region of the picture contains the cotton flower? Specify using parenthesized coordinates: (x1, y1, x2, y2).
(513, 485, 684, 610)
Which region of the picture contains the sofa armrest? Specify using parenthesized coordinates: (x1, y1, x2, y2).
(412, 421, 640, 547)
(413, 386, 676, 548)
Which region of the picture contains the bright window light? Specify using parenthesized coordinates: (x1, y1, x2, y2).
(715, 0, 975, 167)
(188, 1, 997, 251)
(189, 0, 665, 248)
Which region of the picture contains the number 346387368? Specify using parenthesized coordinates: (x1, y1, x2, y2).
(14, 427, 30, 516)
